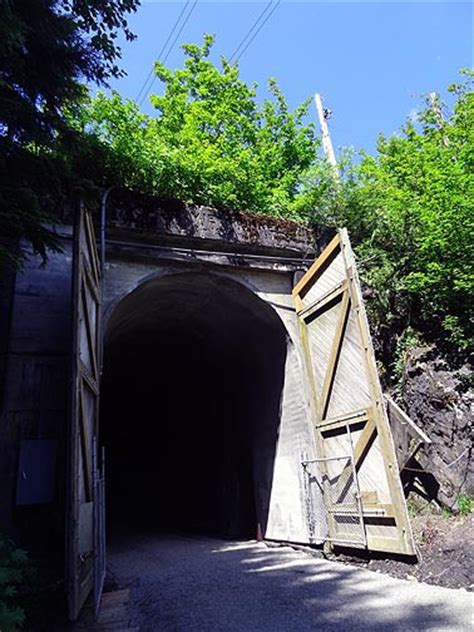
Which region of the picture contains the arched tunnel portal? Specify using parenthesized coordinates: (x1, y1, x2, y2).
(100, 272, 288, 539)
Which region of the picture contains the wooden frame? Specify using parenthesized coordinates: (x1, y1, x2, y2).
(293, 229, 415, 555)
(67, 202, 102, 620)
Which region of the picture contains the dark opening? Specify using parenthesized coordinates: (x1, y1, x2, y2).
(100, 272, 287, 539)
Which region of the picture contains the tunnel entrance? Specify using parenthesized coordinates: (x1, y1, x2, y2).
(100, 272, 287, 539)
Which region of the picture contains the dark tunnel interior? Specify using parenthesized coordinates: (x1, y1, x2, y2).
(100, 272, 287, 539)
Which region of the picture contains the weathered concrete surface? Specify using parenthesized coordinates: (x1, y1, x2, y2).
(107, 531, 473, 632)
(0, 242, 72, 542)
(0, 199, 332, 620)
(97, 196, 327, 545)
(100, 190, 322, 258)
(102, 262, 324, 544)
(0, 197, 325, 553)
(0, 197, 324, 548)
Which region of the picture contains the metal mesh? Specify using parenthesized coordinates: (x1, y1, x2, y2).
(303, 454, 366, 547)
(301, 452, 328, 543)
(322, 455, 365, 546)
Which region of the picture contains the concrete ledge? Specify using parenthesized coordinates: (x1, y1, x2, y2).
(90, 189, 328, 258)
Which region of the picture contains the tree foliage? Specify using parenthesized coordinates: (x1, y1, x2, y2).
(73, 35, 324, 215)
(2, 17, 472, 353)
(0, 533, 33, 631)
(0, 0, 139, 267)
(337, 71, 473, 351)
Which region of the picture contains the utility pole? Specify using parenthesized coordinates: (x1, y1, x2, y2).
(314, 93, 338, 168)
(429, 91, 443, 128)
(429, 91, 449, 146)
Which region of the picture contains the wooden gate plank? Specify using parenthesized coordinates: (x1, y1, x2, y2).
(293, 229, 415, 555)
(320, 291, 351, 419)
(67, 202, 103, 621)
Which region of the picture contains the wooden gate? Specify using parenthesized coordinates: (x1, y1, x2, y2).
(67, 202, 103, 620)
(293, 229, 415, 555)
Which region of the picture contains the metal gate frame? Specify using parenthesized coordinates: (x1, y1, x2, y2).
(302, 426, 367, 548)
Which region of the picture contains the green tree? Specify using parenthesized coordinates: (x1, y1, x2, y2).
(336, 70, 473, 352)
(0, 0, 140, 268)
(74, 35, 325, 216)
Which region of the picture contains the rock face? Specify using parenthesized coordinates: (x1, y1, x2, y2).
(402, 346, 473, 509)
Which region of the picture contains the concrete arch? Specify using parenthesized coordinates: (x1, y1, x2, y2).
(103, 267, 296, 348)
(100, 270, 290, 539)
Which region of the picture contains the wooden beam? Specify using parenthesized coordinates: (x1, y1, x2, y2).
(299, 322, 316, 414)
(360, 491, 379, 505)
(79, 386, 93, 502)
(362, 503, 395, 518)
(297, 280, 347, 319)
(385, 394, 431, 444)
(317, 408, 369, 430)
(339, 228, 415, 555)
(327, 503, 394, 517)
(333, 415, 377, 503)
(365, 535, 413, 556)
(81, 285, 99, 382)
(292, 233, 340, 299)
(85, 211, 101, 287)
(79, 360, 100, 396)
(352, 413, 377, 469)
(320, 291, 351, 419)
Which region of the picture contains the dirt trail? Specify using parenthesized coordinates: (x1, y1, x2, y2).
(106, 530, 472, 632)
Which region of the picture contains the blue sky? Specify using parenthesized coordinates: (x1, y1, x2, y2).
(106, 1, 473, 155)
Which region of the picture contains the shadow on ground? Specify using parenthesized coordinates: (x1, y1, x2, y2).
(105, 530, 472, 632)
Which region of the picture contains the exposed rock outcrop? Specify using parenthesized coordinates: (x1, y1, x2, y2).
(401, 346, 473, 509)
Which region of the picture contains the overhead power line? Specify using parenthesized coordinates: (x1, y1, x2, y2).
(136, 0, 198, 107)
(135, 0, 191, 104)
(229, 0, 273, 62)
(162, 0, 197, 66)
(231, 0, 281, 64)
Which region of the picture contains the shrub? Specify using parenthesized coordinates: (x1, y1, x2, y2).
(0, 534, 34, 631)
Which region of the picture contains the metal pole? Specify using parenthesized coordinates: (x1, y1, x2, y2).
(429, 91, 449, 147)
(100, 187, 114, 275)
(314, 93, 339, 172)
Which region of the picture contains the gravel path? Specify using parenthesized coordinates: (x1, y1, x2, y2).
(107, 530, 473, 632)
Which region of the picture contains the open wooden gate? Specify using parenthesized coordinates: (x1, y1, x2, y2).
(67, 202, 104, 620)
(293, 229, 415, 555)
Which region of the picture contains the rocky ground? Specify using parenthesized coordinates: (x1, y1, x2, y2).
(331, 511, 473, 591)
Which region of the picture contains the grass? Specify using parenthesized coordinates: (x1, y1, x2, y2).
(456, 493, 474, 516)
